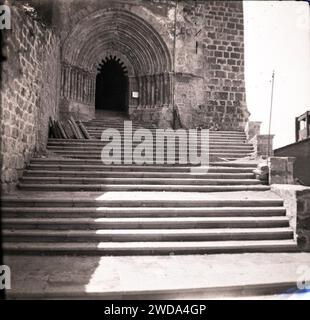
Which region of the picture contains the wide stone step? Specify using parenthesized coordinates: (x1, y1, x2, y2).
(84, 124, 246, 131)
(48, 150, 252, 158)
(1, 207, 287, 218)
(23, 170, 255, 179)
(2, 240, 298, 255)
(86, 128, 246, 133)
(3, 240, 298, 255)
(44, 149, 251, 159)
(87, 133, 248, 140)
(27, 164, 257, 173)
(48, 139, 248, 146)
(46, 144, 254, 151)
(48, 139, 250, 146)
(29, 159, 258, 168)
(1, 198, 283, 208)
(88, 135, 248, 143)
(85, 126, 247, 135)
(47, 141, 253, 148)
(2, 217, 290, 229)
(85, 125, 162, 130)
(20, 176, 261, 186)
(17, 183, 270, 192)
(46, 155, 250, 162)
(47, 149, 254, 156)
(2, 227, 294, 242)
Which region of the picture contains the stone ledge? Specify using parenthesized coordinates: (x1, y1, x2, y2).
(271, 184, 310, 252)
(269, 157, 295, 185)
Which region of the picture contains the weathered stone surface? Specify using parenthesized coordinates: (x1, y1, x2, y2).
(253, 162, 269, 184)
(52, 0, 248, 130)
(1, 3, 60, 192)
(271, 185, 310, 252)
(1, 0, 249, 191)
(246, 121, 262, 141)
(269, 157, 296, 185)
(274, 138, 310, 187)
(250, 134, 274, 158)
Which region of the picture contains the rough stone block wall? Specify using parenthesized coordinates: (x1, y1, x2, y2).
(269, 157, 295, 185)
(296, 191, 310, 251)
(250, 134, 274, 157)
(54, 0, 248, 130)
(1, 3, 60, 192)
(175, 1, 249, 130)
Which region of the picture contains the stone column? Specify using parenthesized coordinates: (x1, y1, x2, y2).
(140, 76, 144, 107)
(85, 77, 88, 104)
(169, 72, 174, 106)
(61, 65, 65, 98)
(79, 73, 83, 102)
(154, 74, 159, 106)
(150, 75, 154, 106)
(90, 76, 96, 105)
(159, 73, 164, 106)
(144, 76, 148, 107)
(138, 76, 143, 107)
(77, 70, 80, 101)
(66, 66, 71, 99)
(128, 76, 137, 109)
(163, 72, 169, 106)
(82, 74, 86, 103)
(73, 68, 77, 101)
(147, 75, 152, 107)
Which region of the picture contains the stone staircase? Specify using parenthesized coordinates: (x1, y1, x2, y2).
(1, 111, 298, 255)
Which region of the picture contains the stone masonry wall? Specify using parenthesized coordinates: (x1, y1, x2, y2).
(53, 0, 248, 130)
(272, 185, 310, 252)
(1, 3, 60, 192)
(175, 1, 248, 130)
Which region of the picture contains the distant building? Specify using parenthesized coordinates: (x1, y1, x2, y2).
(274, 111, 310, 186)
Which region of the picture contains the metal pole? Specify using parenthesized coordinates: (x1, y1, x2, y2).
(267, 70, 275, 157)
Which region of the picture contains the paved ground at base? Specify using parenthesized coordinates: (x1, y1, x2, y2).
(4, 253, 310, 299)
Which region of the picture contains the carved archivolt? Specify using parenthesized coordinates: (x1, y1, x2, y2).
(61, 8, 173, 108)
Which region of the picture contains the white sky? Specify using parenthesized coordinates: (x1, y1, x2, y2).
(243, 0, 310, 149)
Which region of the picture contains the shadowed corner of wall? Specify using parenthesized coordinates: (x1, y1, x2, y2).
(0, 27, 7, 300)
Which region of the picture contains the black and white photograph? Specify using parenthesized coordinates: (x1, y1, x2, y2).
(0, 0, 310, 304)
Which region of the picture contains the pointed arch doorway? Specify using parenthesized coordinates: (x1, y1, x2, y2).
(95, 56, 128, 114)
(61, 8, 173, 123)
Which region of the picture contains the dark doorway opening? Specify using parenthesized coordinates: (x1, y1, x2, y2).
(95, 57, 128, 112)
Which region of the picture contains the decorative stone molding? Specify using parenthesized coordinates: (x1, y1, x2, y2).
(62, 8, 172, 76)
(61, 63, 95, 106)
(58, 1, 249, 130)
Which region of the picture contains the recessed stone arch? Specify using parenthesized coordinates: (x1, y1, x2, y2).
(60, 7, 173, 121)
(93, 51, 134, 77)
(95, 56, 129, 112)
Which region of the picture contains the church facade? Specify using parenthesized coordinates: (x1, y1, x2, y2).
(1, 0, 249, 191)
